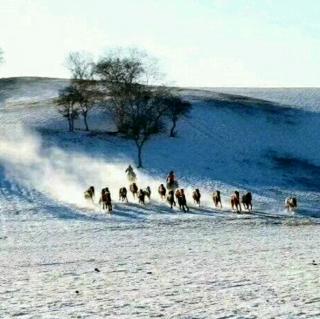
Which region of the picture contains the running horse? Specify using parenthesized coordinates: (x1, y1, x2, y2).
(241, 192, 253, 212)
(212, 190, 222, 208)
(99, 187, 112, 213)
(285, 197, 297, 211)
(167, 190, 176, 209)
(84, 186, 95, 203)
(158, 184, 166, 200)
(129, 183, 139, 199)
(192, 189, 201, 206)
(231, 191, 241, 213)
(119, 187, 128, 202)
(175, 189, 189, 212)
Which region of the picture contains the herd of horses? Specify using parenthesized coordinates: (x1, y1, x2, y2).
(84, 182, 298, 214)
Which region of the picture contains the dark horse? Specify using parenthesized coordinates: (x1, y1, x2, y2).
(231, 191, 241, 213)
(285, 197, 297, 211)
(158, 184, 166, 200)
(138, 189, 146, 205)
(119, 187, 128, 202)
(167, 190, 176, 209)
(84, 186, 95, 203)
(138, 187, 151, 205)
(99, 187, 112, 213)
(175, 189, 189, 212)
(143, 186, 151, 200)
(192, 189, 201, 206)
(241, 192, 252, 211)
(129, 183, 139, 199)
(212, 190, 222, 208)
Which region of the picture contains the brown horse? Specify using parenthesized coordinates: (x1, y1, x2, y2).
(119, 187, 128, 202)
(212, 190, 222, 208)
(158, 184, 166, 200)
(192, 189, 201, 206)
(242, 192, 252, 211)
(138, 189, 146, 205)
(129, 183, 138, 199)
(285, 197, 297, 211)
(99, 188, 112, 213)
(144, 186, 151, 200)
(167, 190, 176, 209)
(84, 186, 95, 203)
(138, 187, 151, 205)
(175, 189, 189, 212)
(231, 191, 241, 213)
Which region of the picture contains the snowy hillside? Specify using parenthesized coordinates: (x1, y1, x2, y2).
(1, 77, 320, 318)
(206, 87, 320, 113)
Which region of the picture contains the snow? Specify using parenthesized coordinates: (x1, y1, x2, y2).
(1, 78, 320, 318)
(204, 87, 320, 113)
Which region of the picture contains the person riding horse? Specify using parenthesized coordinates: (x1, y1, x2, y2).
(166, 170, 178, 191)
(125, 165, 137, 182)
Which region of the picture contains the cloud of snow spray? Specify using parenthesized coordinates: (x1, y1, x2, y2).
(0, 125, 232, 212)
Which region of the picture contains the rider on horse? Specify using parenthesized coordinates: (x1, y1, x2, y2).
(125, 165, 136, 182)
(166, 170, 178, 191)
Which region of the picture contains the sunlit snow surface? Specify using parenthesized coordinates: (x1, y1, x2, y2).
(1, 78, 320, 318)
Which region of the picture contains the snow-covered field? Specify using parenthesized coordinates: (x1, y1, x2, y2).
(1, 78, 320, 318)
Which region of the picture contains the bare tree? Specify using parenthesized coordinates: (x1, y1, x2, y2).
(163, 95, 192, 137)
(65, 51, 97, 130)
(56, 86, 80, 132)
(95, 49, 156, 129)
(65, 51, 94, 80)
(95, 49, 168, 167)
(76, 85, 100, 131)
(119, 85, 168, 167)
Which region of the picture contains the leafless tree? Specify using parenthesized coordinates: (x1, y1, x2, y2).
(56, 86, 80, 132)
(65, 51, 98, 130)
(95, 49, 168, 167)
(163, 95, 192, 137)
(119, 85, 168, 167)
(65, 51, 94, 80)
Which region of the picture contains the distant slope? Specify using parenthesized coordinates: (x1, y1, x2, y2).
(0, 77, 69, 107)
(205, 87, 320, 112)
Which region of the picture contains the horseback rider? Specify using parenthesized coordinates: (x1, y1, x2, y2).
(166, 170, 178, 190)
(125, 165, 136, 182)
(166, 171, 175, 184)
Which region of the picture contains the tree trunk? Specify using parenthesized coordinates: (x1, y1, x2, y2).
(136, 142, 143, 168)
(68, 117, 73, 132)
(169, 119, 177, 137)
(83, 113, 89, 131)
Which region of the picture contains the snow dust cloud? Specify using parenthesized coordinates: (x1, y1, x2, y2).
(0, 126, 231, 210)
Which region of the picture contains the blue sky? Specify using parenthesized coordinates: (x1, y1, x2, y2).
(0, 0, 319, 87)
